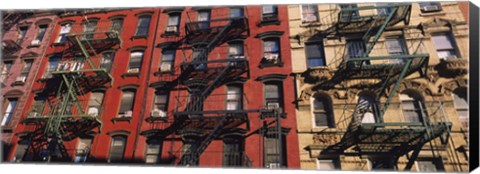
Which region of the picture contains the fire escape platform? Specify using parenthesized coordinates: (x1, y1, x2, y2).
(185, 17, 249, 44)
(66, 31, 122, 52)
(180, 59, 249, 80)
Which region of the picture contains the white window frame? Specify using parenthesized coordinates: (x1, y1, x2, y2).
(300, 5, 319, 23)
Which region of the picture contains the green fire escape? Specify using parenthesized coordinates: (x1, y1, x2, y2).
(318, 3, 452, 170)
(22, 21, 120, 161)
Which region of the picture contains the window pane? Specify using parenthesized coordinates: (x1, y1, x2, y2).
(111, 19, 123, 32)
(197, 11, 210, 21)
(89, 92, 104, 107)
(263, 5, 275, 14)
(347, 40, 365, 58)
(109, 136, 126, 162)
(229, 44, 244, 56)
(162, 50, 175, 61)
(129, 52, 143, 68)
(60, 24, 72, 34)
(264, 40, 279, 52)
(168, 15, 180, 25)
(100, 52, 115, 72)
(432, 35, 454, 50)
(2, 98, 18, 126)
(265, 84, 279, 98)
(230, 8, 243, 18)
(136, 16, 151, 36)
(306, 44, 325, 67)
(120, 91, 135, 113)
(302, 5, 318, 22)
(35, 25, 47, 41)
(315, 112, 328, 126)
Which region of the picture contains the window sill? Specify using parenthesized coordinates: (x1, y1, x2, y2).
(260, 110, 286, 119)
(257, 19, 281, 27)
(27, 44, 41, 48)
(161, 32, 180, 37)
(121, 72, 141, 78)
(153, 71, 175, 76)
(131, 35, 148, 40)
(11, 81, 26, 86)
(259, 62, 284, 69)
(51, 42, 66, 47)
(145, 116, 168, 122)
(300, 22, 321, 27)
(111, 117, 132, 123)
(419, 11, 446, 17)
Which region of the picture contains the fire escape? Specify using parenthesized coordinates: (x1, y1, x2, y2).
(21, 20, 120, 161)
(142, 8, 268, 166)
(318, 3, 452, 169)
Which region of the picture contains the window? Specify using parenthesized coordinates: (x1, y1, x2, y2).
(264, 133, 286, 168)
(17, 26, 28, 45)
(226, 85, 242, 110)
(182, 139, 199, 165)
(339, 4, 359, 20)
(230, 8, 244, 18)
(31, 24, 47, 45)
(301, 5, 319, 22)
(13, 140, 31, 162)
(119, 90, 135, 117)
(376, 3, 393, 16)
(110, 18, 123, 32)
(228, 43, 244, 66)
(159, 50, 175, 73)
(416, 158, 444, 172)
(87, 92, 104, 117)
(128, 51, 144, 72)
(145, 139, 162, 164)
(152, 93, 168, 117)
(83, 21, 97, 39)
(432, 34, 458, 60)
(18, 59, 33, 83)
(306, 43, 326, 67)
(166, 14, 180, 34)
(2, 98, 18, 126)
(197, 11, 210, 29)
(400, 92, 428, 123)
(262, 5, 278, 21)
(135, 16, 151, 36)
(223, 136, 244, 167)
(44, 56, 60, 78)
(100, 52, 115, 72)
(346, 40, 369, 66)
(453, 88, 468, 129)
(262, 38, 280, 65)
(108, 136, 127, 163)
(264, 82, 283, 111)
(419, 2, 442, 13)
(312, 95, 335, 128)
(1, 61, 13, 82)
(74, 138, 92, 163)
(385, 38, 408, 64)
(357, 94, 378, 123)
(317, 158, 340, 170)
(30, 96, 46, 117)
(55, 23, 72, 43)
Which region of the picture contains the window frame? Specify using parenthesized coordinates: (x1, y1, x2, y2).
(385, 37, 408, 64)
(135, 15, 152, 37)
(165, 13, 181, 34)
(110, 18, 124, 33)
(82, 20, 98, 40)
(263, 81, 283, 112)
(18, 59, 33, 81)
(159, 49, 175, 73)
(144, 139, 162, 164)
(1, 97, 19, 126)
(108, 135, 127, 163)
(100, 51, 115, 72)
(431, 33, 459, 60)
(118, 89, 136, 117)
(301, 5, 319, 23)
(261, 37, 281, 66)
(128, 51, 144, 71)
(305, 42, 326, 68)
(17, 26, 29, 45)
(419, 2, 442, 13)
(55, 23, 72, 44)
(311, 95, 335, 128)
(262, 5, 278, 21)
(230, 7, 244, 18)
(226, 85, 243, 110)
(399, 92, 428, 123)
(1, 61, 13, 82)
(263, 133, 286, 168)
(415, 158, 444, 172)
(32, 24, 48, 44)
(152, 92, 169, 116)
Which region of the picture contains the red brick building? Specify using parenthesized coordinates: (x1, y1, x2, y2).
(5, 6, 300, 168)
(1, 11, 58, 160)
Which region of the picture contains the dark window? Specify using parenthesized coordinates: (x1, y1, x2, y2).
(128, 51, 144, 72)
(32, 24, 47, 44)
(223, 136, 244, 167)
(17, 26, 28, 45)
(313, 96, 335, 127)
(166, 14, 180, 34)
(262, 38, 281, 65)
(262, 5, 278, 21)
(119, 90, 135, 117)
(264, 82, 283, 111)
(306, 43, 326, 67)
(264, 133, 286, 168)
(100, 52, 115, 72)
(110, 18, 124, 32)
(145, 139, 162, 164)
(419, 2, 442, 13)
(230, 8, 244, 18)
(108, 136, 127, 163)
(135, 16, 151, 36)
(55, 23, 71, 43)
(82, 21, 97, 39)
(159, 50, 175, 73)
(1, 98, 18, 126)
(13, 140, 31, 162)
(301, 5, 319, 22)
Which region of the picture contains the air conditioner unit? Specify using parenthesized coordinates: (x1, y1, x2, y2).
(124, 110, 133, 117)
(268, 163, 281, 169)
(422, 5, 440, 12)
(160, 64, 172, 72)
(87, 107, 99, 116)
(127, 68, 140, 73)
(267, 102, 280, 110)
(166, 26, 178, 33)
(151, 110, 167, 117)
(30, 40, 40, 46)
(264, 54, 279, 61)
(15, 76, 26, 83)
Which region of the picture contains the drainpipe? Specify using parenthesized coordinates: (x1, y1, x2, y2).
(131, 8, 162, 162)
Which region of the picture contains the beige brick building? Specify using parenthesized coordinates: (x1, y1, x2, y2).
(288, 2, 469, 172)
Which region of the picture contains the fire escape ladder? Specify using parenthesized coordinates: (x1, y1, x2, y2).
(178, 114, 230, 165)
(362, 6, 398, 58)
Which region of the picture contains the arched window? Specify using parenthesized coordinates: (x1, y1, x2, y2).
(356, 93, 377, 123)
(452, 87, 468, 129)
(400, 90, 428, 123)
(312, 94, 335, 128)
